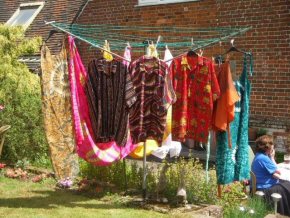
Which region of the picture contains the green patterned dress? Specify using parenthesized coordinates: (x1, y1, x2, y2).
(216, 54, 252, 184)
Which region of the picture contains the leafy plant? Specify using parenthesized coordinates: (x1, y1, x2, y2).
(256, 128, 268, 138)
(79, 158, 218, 205)
(0, 24, 48, 164)
(15, 158, 30, 169)
(223, 197, 272, 218)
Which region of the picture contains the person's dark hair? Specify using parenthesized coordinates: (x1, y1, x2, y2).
(255, 135, 274, 153)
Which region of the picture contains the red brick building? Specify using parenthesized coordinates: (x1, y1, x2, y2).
(1, 0, 289, 134)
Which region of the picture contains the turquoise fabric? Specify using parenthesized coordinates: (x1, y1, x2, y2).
(216, 54, 252, 185)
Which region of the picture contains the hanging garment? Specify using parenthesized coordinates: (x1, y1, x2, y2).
(170, 55, 220, 143)
(212, 61, 240, 132)
(129, 140, 159, 158)
(152, 48, 182, 159)
(68, 36, 137, 166)
(216, 54, 252, 184)
(128, 56, 175, 145)
(151, 106, 182, 159)
(40, 43, 79, 180)
(85, 58, 136, 146)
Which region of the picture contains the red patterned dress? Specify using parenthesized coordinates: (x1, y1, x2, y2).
(170, 55, 220, 143)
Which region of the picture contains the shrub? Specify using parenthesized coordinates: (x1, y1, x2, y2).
(79, 158, 218, 205)
(0, 24, 48, 164)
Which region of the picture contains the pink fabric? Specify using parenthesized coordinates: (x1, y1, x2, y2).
(122, 45, 131, 68)
(68, 36, 137, 166)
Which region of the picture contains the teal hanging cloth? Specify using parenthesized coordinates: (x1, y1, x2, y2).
(216, 53, 252, 185)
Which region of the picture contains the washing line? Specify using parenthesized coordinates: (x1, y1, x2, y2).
(45, 21, 130, 62)
(46, 21, 251, 56)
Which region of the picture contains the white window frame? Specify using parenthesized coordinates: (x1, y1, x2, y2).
(6, 2, 45, 29)
(138, 0, 200, 7)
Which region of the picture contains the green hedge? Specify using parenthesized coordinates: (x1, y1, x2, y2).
(0, 24, 49, 165)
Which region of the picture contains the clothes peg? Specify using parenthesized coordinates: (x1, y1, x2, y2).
(103, 40, 113, 61)
(230, 39, 235, 47)
(199, 49, 204, 56)
(148, 42, 158, 58)
(123, 42, 132, 68)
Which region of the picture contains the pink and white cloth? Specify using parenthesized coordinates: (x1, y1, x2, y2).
(68, 36, 137, 166)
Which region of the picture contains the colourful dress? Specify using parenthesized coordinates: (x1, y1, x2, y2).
(216, 54, 252, 184)
(128, 56, 175, 145)
(212, 61, 240, 132)
(40, 43, 79, 180)
(170, 55, 220, 143)
(68, 36, 137, 166)
(212, 61, 240, 148)
(85, 58, 136, 146)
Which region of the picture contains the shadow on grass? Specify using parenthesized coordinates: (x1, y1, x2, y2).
(0, 189, 129, 210)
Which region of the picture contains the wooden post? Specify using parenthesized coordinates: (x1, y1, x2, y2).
(142, 141, 147, 201)
(218, 184, 222, 198)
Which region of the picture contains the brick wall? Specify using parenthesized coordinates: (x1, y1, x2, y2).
(216, 0, 290, 131)
(1, 0, 289, 131)
(76, 0, 290, 131)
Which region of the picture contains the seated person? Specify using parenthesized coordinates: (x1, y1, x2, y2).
(251, 135, 290, 216)
(277, 154, 290, 181)
(251, 135, 281, 190)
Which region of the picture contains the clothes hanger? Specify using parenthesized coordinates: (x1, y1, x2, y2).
(214, 41, 224, 65)
(155, 35, 162, 48)
(143, 39, 153, 56)
(187, 38, 199, 57)
(44, 29, 62, 43)
(222, 39, 248, 56)
(126, 42, 131, 49)
(41, 30, 64, 54)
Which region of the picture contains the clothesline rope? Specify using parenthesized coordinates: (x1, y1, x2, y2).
(48, 22, 251, 54)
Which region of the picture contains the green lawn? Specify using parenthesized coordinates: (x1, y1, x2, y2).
(0, 176, 169, 218)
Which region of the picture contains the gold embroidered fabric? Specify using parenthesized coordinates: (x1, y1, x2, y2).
(40, 44, 79, 179)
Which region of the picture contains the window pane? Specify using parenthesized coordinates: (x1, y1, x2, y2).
(9, 7, 38, 26)
(139, 0, 199, 6)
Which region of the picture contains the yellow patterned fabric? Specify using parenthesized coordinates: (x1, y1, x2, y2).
(103, 40, 114, 61)
(147, 43, 159, 58)
(40, 44, 79, 179)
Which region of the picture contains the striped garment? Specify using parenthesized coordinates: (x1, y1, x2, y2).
(128, 56, 175, 145)
(68, 36, 138, 165)
(85, 58, 136, 146)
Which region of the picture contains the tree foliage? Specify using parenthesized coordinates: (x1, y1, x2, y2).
(0, 24, 49, 164)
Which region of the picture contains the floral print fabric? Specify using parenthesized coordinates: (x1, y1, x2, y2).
(170, 55, 220, 143)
